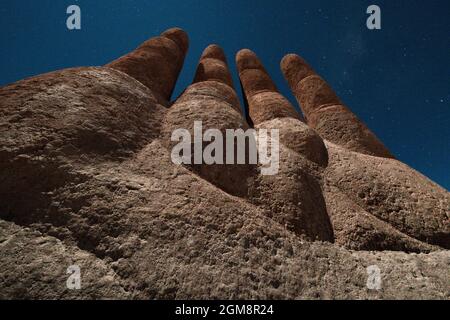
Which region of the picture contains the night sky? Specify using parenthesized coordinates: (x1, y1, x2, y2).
(1, 0, 449, 190)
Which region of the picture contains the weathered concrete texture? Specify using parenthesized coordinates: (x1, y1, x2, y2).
(281, 54, 394, 159)
(106, 28, 188, 104)
(0, 220, 130, 299)
(247, 142, 334, 242)
(237, 51, 449, 251)
(194, 44, 235, 88)
(323, 184, 438, 253)
(0, 29, 449, 299)
(0, 67, 166, 228)
(253, 102, 328, 168)
(1, 136, 448, 299)
(163, 45, 252, 197)
(324, 141, 450, 250)
(277, 54, 449, 252)
(237, 49, 301, 124)
(235, 51, 333, 241)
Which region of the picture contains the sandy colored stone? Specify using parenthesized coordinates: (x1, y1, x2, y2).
(281, 54, 394, 158)
(0, 29, 448, 300)
(256, 116, 328, 167)
(193, 44, 235, 88)
(106, 28, 188, 104)
(235, 50, 332, 240)
(236, 49, 300, 124)
(247, 142, 334, 242)
(0, 220, 129, 299)
(307, 104, 396, 158)
(323, 184, 438, 252)
(163, 45, 252, 197)
(324, 141, 450, 249)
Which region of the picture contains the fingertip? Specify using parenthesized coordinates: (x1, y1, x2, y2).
(161, 27, 189, 54)
(280, 53, 315, 86)
(201, 44, 227, 62)
(236, 49, 263, 73)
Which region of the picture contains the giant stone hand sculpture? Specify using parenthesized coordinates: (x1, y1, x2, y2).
(0, 28, 448, 299)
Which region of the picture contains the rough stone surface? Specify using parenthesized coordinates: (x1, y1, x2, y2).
(256, 110, 328, 168)
(163, 45, 252, 197)
(281, 54, 394, 159)
(193, 44, 235, 88)
(106, 28, 188, 105)
(0, 220, 129, 299)
(324, 141, 450, 250)
(235, 51, 333, 241)
(0, 29, 449, 299)
(237, 49, 301, 124)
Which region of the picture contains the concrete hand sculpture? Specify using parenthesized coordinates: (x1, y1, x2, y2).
(0, 28, 448, 299)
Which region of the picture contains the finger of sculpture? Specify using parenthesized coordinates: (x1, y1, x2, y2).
(193, 44, 235, 88)
(163, 45, 250, 197)
(106, 27, 189, 103)
(176, 44, 241, 112)
(281, 54, 394, 158)
(236, 49, 301, 125)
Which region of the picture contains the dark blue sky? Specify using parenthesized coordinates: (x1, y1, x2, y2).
(1, 0, 449, 190)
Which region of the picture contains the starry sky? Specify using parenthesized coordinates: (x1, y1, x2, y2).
(1, 0, 449, 190)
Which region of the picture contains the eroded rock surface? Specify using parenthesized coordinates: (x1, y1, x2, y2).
(281, 54, 394, 159)
(0, 28, 448, 299)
